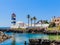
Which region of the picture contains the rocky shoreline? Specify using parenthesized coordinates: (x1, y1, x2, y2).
(28, 39, 60, 45)
(0, 31, 12, 43)
(0, 28, 60, 35)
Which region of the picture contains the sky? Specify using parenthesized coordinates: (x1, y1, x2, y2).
(0, 0, 60, 27)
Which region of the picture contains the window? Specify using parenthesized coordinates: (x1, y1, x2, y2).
(55, 20, 56, 22)
(57, 19, 59, 22)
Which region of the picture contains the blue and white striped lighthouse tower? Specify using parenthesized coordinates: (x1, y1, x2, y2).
(11, 13, 16, 26)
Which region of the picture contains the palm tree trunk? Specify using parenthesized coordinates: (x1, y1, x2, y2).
(33, 16, 36, 27)
(28, 18, 29, 28)
(31, 20, 32, 27)
(27, 14, 30, 28)
(34, 20, 36, 27)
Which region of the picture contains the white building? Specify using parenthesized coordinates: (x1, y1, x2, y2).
(11, 21, 28, 28)
(11, 21, 49, 29)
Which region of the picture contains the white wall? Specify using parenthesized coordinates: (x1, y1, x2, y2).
(11, 21, 49, 28)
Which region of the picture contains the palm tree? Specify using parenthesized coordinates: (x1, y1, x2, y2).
(27, 14, 30, 28)
(30, 18, 33, 27)
(33, 16, 37, 27)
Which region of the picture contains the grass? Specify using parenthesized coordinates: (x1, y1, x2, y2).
(49, 35, 60, 41)
(47, 26, 60, 31)
(47, 27, 59, 31)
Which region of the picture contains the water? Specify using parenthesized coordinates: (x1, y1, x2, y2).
(0, 33, 48, 45)
(0, 27, 10, 30)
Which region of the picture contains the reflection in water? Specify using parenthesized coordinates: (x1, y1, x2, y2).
(12, 33, 16, 45)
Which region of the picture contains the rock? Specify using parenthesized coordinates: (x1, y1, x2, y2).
(0, 31, 11, 43)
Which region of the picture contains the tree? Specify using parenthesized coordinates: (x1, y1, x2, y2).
(27, 14, 30, 28)
(33, 16, 37, 27)
(44, 20, 49, 24)
(30, 18, 33, 27)
(48, 22, 56, 27)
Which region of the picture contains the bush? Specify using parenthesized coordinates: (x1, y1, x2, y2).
(48, 22, 56, 28)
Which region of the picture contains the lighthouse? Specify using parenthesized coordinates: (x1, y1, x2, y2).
(11, 13, 16, 26)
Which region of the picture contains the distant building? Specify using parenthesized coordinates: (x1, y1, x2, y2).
(51, 17, 60, 26)
(36, 20, 49, 27)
